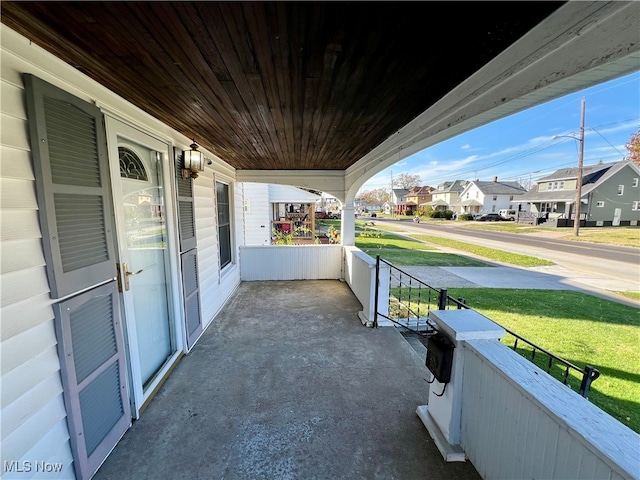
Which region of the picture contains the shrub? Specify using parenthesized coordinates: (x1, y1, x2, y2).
(458, 213, 474, 221)
(358, 225, 382, 238)
(429, 209, 454, 219)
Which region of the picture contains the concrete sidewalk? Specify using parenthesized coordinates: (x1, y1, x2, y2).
(398, 264, 639, 307)
(398, 265, 572, 289)
(94, 280, 481, 480)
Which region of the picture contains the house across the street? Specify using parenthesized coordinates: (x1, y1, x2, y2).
(454, 177, 528, 217)
(515, 160, 640, 227)
(425, 180, 468, 212)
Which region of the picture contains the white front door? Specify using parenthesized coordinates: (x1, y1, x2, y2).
(613, 208, 622, 226)
(106, 118, 179, 416)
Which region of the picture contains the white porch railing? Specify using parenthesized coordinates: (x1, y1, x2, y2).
(343, 246, 390, 327)
(461, 339, 638, 480)
(418, 309, 639, 480)
(239, 244, 342, 280)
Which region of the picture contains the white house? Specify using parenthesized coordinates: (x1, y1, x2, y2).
(456, 178, 528, 216)
(243, 183, 321, 245)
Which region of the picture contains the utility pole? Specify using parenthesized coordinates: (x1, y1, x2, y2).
(390, 170, 394, 218)
(574, 97, 586, 237)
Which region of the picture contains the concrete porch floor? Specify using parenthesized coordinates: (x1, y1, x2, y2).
(94, 280, 481, 480)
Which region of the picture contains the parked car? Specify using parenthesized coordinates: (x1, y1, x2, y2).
(315, 211, 332, 219)
(475, 213, 508, 222)
(498, 209, 518, 221)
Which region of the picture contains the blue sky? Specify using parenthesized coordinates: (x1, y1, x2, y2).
(359, 70, 640, 192)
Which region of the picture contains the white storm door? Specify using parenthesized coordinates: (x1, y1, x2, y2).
(106, 118, 179, 414)
(613, 208, 621, 226)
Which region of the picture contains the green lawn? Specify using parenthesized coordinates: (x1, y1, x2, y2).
(361, 249, 488, 267)
(408, 234, 554, 267)
(616, 291, 640, 301)
(358, 223, 552, 267)
(364, 222, 406, 233)
(456, 222, 549, 233)
(446, 288, 640, 433)
(566, 226, 640, 248)
(457, 222, 640, 248)
(355, 232, 435, 250)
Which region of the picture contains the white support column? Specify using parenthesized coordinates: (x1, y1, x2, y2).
(341, 203, 355, 246)
(417, 309, 505, 462)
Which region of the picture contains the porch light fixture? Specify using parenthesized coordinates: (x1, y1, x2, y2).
(182, 140, 205, 179)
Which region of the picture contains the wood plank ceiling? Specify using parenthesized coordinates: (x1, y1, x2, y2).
(2, 1, 566, 171)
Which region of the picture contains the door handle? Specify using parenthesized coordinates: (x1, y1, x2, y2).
(122, 262, 143, 291)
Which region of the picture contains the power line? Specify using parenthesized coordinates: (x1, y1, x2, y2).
(591, 127, 627, 157)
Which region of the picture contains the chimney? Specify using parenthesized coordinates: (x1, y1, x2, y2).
(493, 176, 498, 182)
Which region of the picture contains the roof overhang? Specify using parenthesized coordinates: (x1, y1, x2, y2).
(2, 1, 638, 198)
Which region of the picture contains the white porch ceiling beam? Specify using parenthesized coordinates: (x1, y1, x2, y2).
(236, 170, 346, 202)
(345, 1, 640, 196)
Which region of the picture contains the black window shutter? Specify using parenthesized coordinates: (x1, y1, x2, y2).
(23, 74, 116, 299)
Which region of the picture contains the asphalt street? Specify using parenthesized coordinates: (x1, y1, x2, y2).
(407, 222, 638, 264)
(373, 218, 640, 302)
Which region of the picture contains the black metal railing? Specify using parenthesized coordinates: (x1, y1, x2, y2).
(374, 255, 600, 399)
(448, 293, 600, 398)
(374, 257, 442, 334)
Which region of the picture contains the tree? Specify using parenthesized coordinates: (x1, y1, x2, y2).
(392, 173, 421, 190)
(359, 188, 389, 206)
(625, 128, 640, 167)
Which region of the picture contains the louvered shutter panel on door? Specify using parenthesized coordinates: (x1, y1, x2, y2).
(54, 282, 131, 480)
(23, 74, 117, 299)
(174, 147, 203, 348)
(24, 74, 129, 479)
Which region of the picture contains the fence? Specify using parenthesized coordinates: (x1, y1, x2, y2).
(374, 255, 600, 399)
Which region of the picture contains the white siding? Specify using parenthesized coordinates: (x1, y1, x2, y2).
(0, 41, 75, 476)
(267, 184, 320, 203)
(461, 339, 639, 480)
(241, 182, 321, 246)
(2, 24, 243, 478)
(343, 246, 390, 326)
(239, 245, 342, 280)
(194, 169, 241, 330)
(242, 183, 271, 245)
